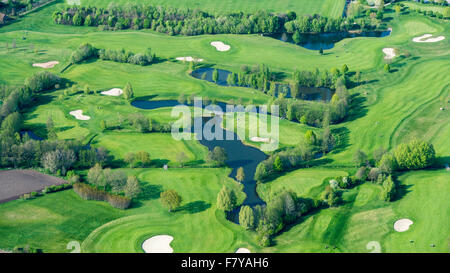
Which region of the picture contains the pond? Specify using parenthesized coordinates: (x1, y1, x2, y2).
(132, 101, 267, 223)
(191, 68, 334, 102)
(269, 30, 391, 50)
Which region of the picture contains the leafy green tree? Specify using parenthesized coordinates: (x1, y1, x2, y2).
(393, 139, 435, 170)
(380, 176, 396, 201)
(160, 189, 182, 212)
(273, 156, 283, 172)
(353, 149, 367, 167)
(87, 163, 106, 189)
(124, 176, 141, 198)
(239, 206, 255, 230)
(216, 186, 236, 212)
(123, 82, 134, 100)
(207, 146, 227, 166)
(384, 63, 391, 73)
(342, 64, 349, 74)
(236, 167, 245, 182)
(46, 116, 57, 140)
(100, 120, 107, 131)
(292, 31, 301, 44)
(212, 69, 219, 82)
(84, 85, 90, 95)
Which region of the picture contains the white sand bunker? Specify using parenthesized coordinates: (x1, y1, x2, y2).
(176, 56, 204, 62)
(142, 235, 174, 253)
(32, 61, 59, 69)
(210, 41, 231, 52)
(394, 219, 413, 232)
(69, 110, 90, 120)
(235, 248, 251, 253)
(412, 34, 445, 43)
(250, 137, 271, 143)
(101, 88, 123, 96)
(383, 48, 396, 60)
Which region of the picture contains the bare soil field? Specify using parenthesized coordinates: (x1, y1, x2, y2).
(0, 170, 66, 203)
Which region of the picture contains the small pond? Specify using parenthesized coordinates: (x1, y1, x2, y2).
(269, 30, 391, 50)
(191, 68, 333, 102)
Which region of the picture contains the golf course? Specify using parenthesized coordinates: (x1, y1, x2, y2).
(0, 0, 448, 254)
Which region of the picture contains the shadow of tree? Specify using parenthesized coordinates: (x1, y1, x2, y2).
(178, 200, 211, 214)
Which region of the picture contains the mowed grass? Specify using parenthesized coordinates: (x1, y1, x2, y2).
(80, 0, 346, 18)
(257, 168, 348, 202)
(81, 168, 249, 253)
(94, 132, 208, 165)
(0, 168, 250, 252)
(384, 170, 450, 253)
(261, 171, 450, 253)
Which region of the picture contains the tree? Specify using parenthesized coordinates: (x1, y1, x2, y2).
(380, 175, 396, 201)
(292, 31, 301, 44)
(87, 163, 106, 188)
(160, 189, 182, 212)
(207, 146, 227, 166)
(212, 69, 219, 82)
(393, 139, 435, 170)
(239, 206, 255, 230)
(321, 186, 340, 207)
(342, 64, 349, 74)
(135, 151, 151, 167)
(319, 48, 323, 55)
(236, 167, 245, 182)
(123, 82, 134, 100)
(216, 186, 236, 212)
(176, 151, 188, 167)
(100, 120, 107, 131)
(384, 63, 391, 73)
(42, 149, 76, 176)
(124, 176, 141, 198)
(353, 149, 367, 167)
(177, 93, 186, 104)
(124, 152, 136, 168)
(305, 130, 317, 145)
(83, 85, 90, 95)
(273, 156, 283, 172)
(46, 116, 57, 139)
(355, 166, 367, 181)
(378, 153, 396, 174)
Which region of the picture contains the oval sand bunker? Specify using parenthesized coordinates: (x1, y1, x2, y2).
(412, 34, 445, 43)
(394, 219, 413, 232)
(69, 110, 90, 120)
(176, 56, 204, 62)
(235, 248, 251, 253)
(382, 48, 396, 60)
(101, 88, 123, 96)
(142, 235, 174, 253)
(210, 41, 231, 51)
(32, 61, 59, 69)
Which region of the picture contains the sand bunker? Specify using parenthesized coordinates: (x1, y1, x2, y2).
(101, 88, 123, 96)
(142, 235, 174, 253)
(383, 48, 396, 60)
(394, 219, 413, 232)
(235, 248, 251, 253)
(32, 61, 59, 69)
(210, 41, 231, 52)
(69, 110, 90, 120)
(176, 56, 204, 62)
(250, 137, 271, 143)
(412, 34, 445, 43)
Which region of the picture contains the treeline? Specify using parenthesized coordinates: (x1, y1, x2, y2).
(70, 43, 157, 66)
(53, 5, 384, 35)
(101, 112, 172, 133)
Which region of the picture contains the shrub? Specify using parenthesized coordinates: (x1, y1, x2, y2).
(107, 194, 131, 209)
(393, 139, 435, 170)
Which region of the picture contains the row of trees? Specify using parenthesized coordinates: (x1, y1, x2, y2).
(70, 43, 157, 66)
(53, 5, 385, 36)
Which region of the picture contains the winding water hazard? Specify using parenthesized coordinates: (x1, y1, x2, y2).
(132, 98, 280, 223)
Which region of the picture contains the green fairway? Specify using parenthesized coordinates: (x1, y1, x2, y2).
(257, 168, 349, 201)
(94, 132, 208, 165)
